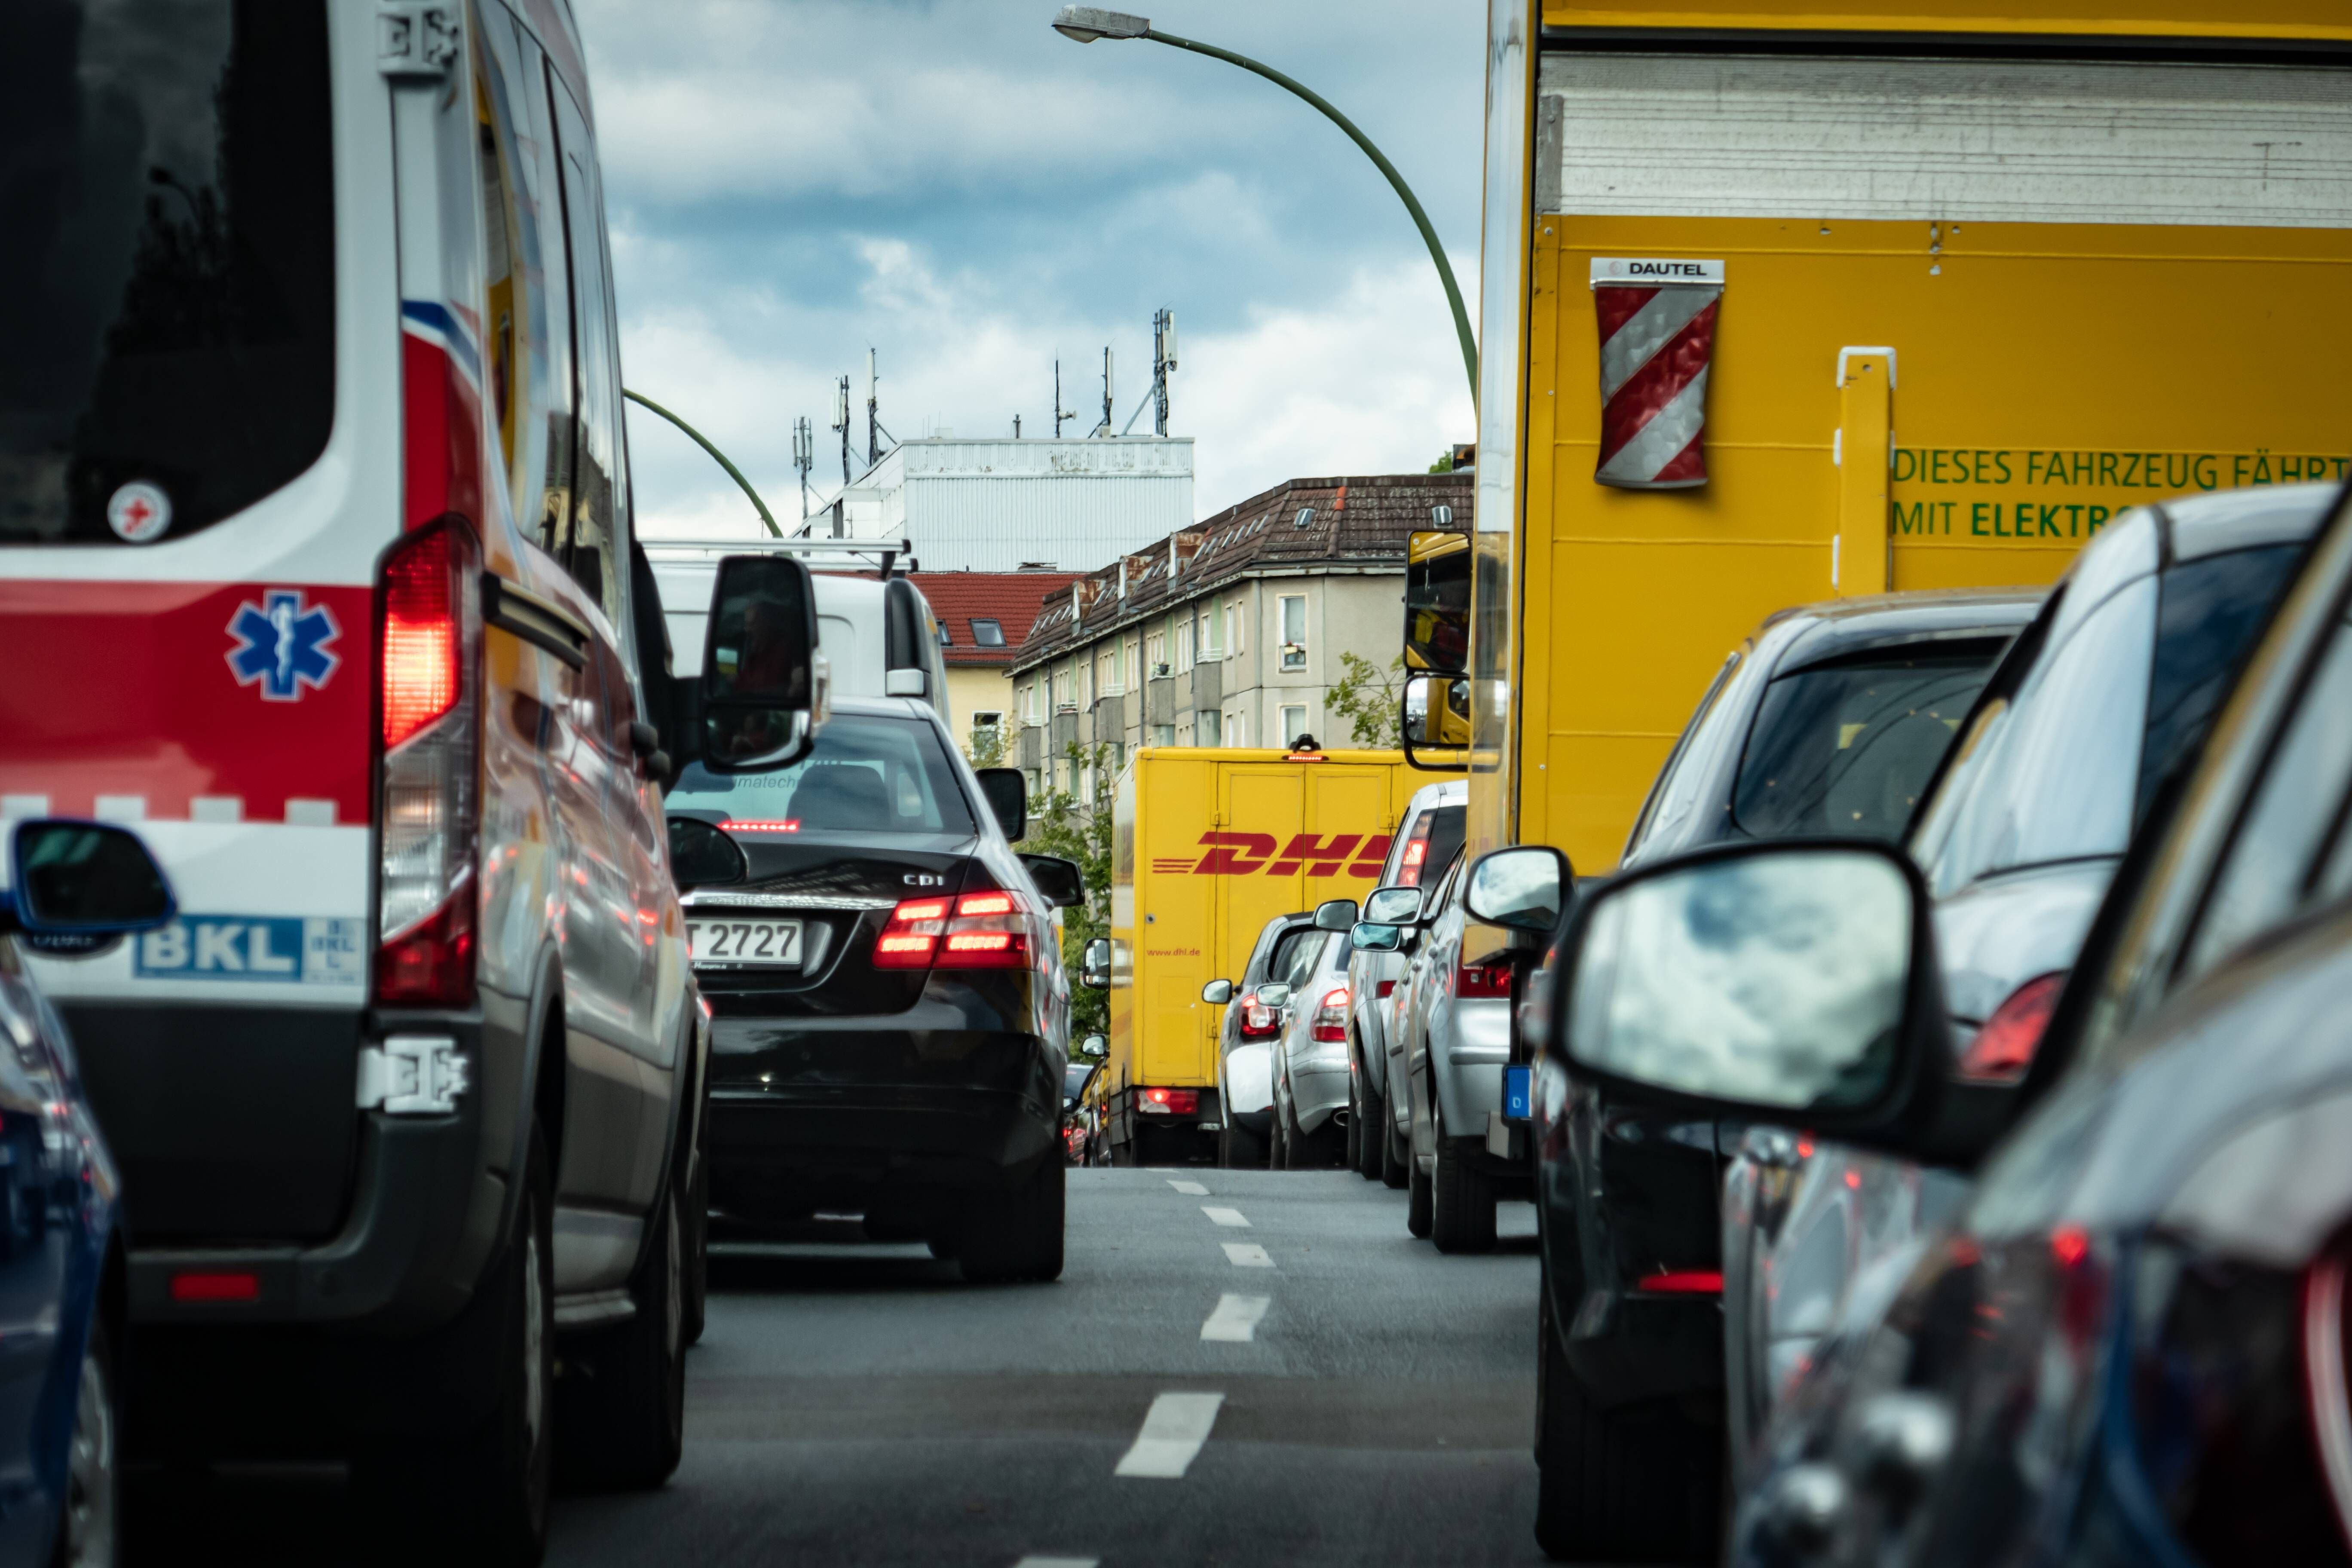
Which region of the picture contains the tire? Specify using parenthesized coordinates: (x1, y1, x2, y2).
(1406, 1152, 1434, 1239)
(558, 1179, 686, 1490)
(1268, 1093, 1289, 1170)
(1219, 1118, 1265, 1169)
(1355, 1071, 1387, 1180)
(1344, 1071, 1364, 1171)
(53, 1317, 117, 1568)
(961, 1157, 1065, 1283)
(681, 1144, 710, 1349)
(1380, 1112, 1410, 1190)
(355, 1121, 554, 1564)
(1431, 1135, 1498, 1254)
(1534, 1284, 1722, 1563)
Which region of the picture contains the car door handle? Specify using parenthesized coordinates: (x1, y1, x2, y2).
(482, 574, 588, 670)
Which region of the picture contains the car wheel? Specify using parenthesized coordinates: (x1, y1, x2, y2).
(1219, 1118, 1265, 1169)
(1534, 1281, 1721, 1563)
(1344, 1071, 1364, 1170)
(681, 1146, 710, 1349)
(355, 1120, 554, 1562)
(1380, 1109, 1410, 1190)
(1406, 1152, 1434, 1239)
(961, 1156, 1065, 1283)
(1356, 1072, 1387, 1181)
(1431, 1135, 1498, 1254)
(55, 1317, 117, 1568)
(558, 1176, 687, 1490)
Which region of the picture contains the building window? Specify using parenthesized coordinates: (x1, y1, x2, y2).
(1126, 640, 1141, 687)
(973, 710, 1002, 730)
(1226, 710, 1246, 748)
(1278, 594, 1307, 671)
(1429, 504, 1453, 528)
(1224, 602, 1242, 658)
(937, 622, 952, 646)
(1198, 709, 1221, 747)
(972, 619, 1005, 648)
(1280, 703, 1308, 747)
(1146, 630, 1167, 676)
(1199, 609, 1218, 661)
(1152, 724, 1175, 747)
(1175, 621, 1192, 673)
(1292, 506, 1315, 529)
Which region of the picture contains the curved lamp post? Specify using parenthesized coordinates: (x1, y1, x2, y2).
(622, 387, 784, 539)
(1051, 6, 1477, 402)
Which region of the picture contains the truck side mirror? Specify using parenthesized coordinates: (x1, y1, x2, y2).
(1079, 1033, 1108, 1060)
(977, 768, 1027, 841)
(1402, 673, 1472, 771)
(1404, 528, 1470, 676)
(5, 820, 175, 942)
(1080, 937, 1112, 989)
(699, 554, 827, 772)
(1312, 899, 1357, 931)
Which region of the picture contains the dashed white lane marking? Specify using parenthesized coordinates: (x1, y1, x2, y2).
(1201, 1206, 1250, 1228)
(1013, 1558, 1100, 1568)
(1200, 1294, 1270, 1343)
(1166, 1179, 1209, 1195)
(1114, 1392, 1226, 1478)
(1144, 1167, 1176, 1173)
(1222, 1242, 1272, 1267)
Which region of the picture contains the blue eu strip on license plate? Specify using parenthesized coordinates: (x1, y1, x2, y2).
(1504, 1064, 1532, 1121)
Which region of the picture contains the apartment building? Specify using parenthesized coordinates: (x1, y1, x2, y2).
(902, 569, 1080, 760)
(1007, 471, 1471, 796)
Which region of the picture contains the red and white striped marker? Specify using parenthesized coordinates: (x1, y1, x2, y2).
(1591, 258, 1724, 490)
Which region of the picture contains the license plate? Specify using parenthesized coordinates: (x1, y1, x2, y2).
(688, 919, 803, 967)
(1503, 1064, 1532, 1121)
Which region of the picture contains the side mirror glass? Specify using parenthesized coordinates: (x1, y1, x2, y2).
(1202, 979, 1233, 1006)
(1363, 885, 1421, 925)
(668, 817, 748, 892)
(1466, 845, 1572, 933)
(1351, 922, 1402, 953)
(700, 554, 824, 772)
(1079, 1033, 1108, 1060)
(1563, 844, 1927, 1118)
(978, 768, 1027, 841)
(1256, 982, 1291, 1009)
(1402, 673, 1472, 772)
(1404, 528, 1470, 675)
(1312, 898, 1357, 932)
(1020, 854, 1085, 909)
(1080, 937, 1112, 989)
(8, 821, 174, 934)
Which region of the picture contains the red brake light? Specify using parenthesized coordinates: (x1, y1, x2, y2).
(1398, 832, 1430, 887)
(1634, 1269, 1723, 1295)
(1138, 1087, 1200, 1116)
(172, 1271, 260, 1303)
(726, 819, 802, 833)
(382, 526, 462, 750)
(1457, 957, 1512, 999)
(1238, 991, 1279, 1038)
(1958, 972, 2066, 1084)
(873, 891, 1035, 970)
(1311, 986, 1351, 1042)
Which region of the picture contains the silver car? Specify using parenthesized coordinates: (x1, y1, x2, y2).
(1351, 781, 1467, 1188)
(1206, 911, 1320, 1169)
(1270, 931, 1356, 1167)
(1721, 482, 2335, 1489)
(1395, 855, 1519, 1251)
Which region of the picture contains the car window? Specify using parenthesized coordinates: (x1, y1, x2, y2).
(2138, 544, 2307, 818)
(1730, 649, 1999, 841)
(1624, 652, 1743, 861)
(1063, 1060, 1094, 1104)
(1916, 574, 2156, 897)
(1265, 927, 1314, 986)
(669, 712, 976, 836)
(1284, 933, 1332, 993)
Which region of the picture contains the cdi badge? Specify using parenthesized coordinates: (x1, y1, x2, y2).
(1590, 259, 1724, 490)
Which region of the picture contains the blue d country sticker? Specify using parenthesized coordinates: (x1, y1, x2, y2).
(135, 916, 366, 986)
(1503, 1064, 1533, 1122)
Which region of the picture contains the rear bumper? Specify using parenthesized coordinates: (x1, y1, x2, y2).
(1289, 1054, 1350, 1131)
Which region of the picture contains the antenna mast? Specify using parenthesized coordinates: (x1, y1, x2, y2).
(1151, 308, 1177, 437)
(831, 375, 851, 484)
(792, 416, 814, 520)
(866, 348, 880, 466)
(1054, 360, 1071, 437)
(1097, 346, 1113, 437)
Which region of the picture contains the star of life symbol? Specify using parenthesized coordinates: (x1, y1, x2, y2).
(226, 590, 341, 701)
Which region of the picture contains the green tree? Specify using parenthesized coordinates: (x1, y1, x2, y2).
(1427, 450, 1454, 473)
(1327, 651, 1405, 748)
(964, 719, 1007, 770)
(1020, 743, 1118, 1039)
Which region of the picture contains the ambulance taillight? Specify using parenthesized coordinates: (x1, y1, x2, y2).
(375, 520, 481, 1005)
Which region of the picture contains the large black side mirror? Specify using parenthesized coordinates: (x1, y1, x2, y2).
(1080, 937, 1112, 989)
(4, 820, 175, 941)
(1465, 845, 1573, 934)
(699, 554, 827, 772)
(977, 768, 1027, 841)
(1401, 673, 1472, 773)
(1020, 854, 1085, 909)
(668, 817, 749, 893)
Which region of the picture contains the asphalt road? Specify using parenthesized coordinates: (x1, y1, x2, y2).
(127, 1167, 1549, 1566)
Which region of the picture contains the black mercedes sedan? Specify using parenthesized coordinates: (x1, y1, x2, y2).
(666, 695, 1083, 1283)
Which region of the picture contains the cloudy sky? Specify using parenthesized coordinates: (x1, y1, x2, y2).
(574, 0, 1484, 540)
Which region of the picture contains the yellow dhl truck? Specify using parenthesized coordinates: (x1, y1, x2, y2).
(1100, 747, 1425, 1163)
(1419, 0, 2352, 872)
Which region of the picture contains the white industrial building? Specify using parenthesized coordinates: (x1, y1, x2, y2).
(832, 435, 1194, 573)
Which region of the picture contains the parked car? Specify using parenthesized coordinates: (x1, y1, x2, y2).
(1202, 911, 1323, 1170)
(0, 821, 176, 1566)
(1348, 781, 1466, 1185)
(670, 695, 1084, 1283)
(1535, 478, 2352, 1568)
(1721, 484, 2331, 1491)
(1062, 1034, 1107, 1167)
(1512, 588, 2038, 1562)
(1269, 931, 1355, 1169)
(1, 6, 779, 1553)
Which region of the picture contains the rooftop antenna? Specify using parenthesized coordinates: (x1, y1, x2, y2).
(1014, 414, 1022, 438)
(1152, 308, 1176, 437)
(866, 348, 880, 466)
(1054, 360, 1072, 437)
(1096, 346, 1113, 437)
(831, 375, 851, 484)
(792, 415, 813, 521)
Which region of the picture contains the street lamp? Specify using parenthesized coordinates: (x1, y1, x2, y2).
(1050, 6, 1477, 401)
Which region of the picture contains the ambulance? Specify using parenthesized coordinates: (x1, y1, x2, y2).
(1086, 747, 1422, 1164)
(0, 4, 817, 1555)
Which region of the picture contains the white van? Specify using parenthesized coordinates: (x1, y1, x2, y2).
(0, 4, 786, 1556)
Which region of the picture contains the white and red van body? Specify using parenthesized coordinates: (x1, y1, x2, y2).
(0, 0, 700, 1487)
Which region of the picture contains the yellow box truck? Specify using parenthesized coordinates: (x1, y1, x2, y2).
(1427, 1, 2352, 872)
(1101, 747, 1424, 1163)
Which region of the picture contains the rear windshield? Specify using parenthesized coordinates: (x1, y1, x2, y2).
(670, 713, 977, 838)
(3, 2, 335, 545)
(1732, 649, 2000, 841)
(1391, 803, 1467, 888)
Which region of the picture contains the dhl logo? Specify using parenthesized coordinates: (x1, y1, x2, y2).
(1150, 832, 1392, 879)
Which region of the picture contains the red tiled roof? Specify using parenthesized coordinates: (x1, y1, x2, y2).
(906, 570, 1084, 665)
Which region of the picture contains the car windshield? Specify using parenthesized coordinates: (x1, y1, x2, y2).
(669, 712, 976, 837)
(3, 3, 336, 545)
(1730, 649, 2002, 841)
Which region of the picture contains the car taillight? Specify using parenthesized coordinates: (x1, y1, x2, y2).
(873, 890, 1038, 970)
(1238, 992, 1279, 1038)
(375, 521, 481, 1006)
(1398, 833, 1430, 887)
(1311, 986, 1350, 1042)
(1376, 980, 1396, 999)
(1137, 1087, 1199, 1116)
(1457, 956, 1513, 999)
(1634, 1269, 1724, 1295)
(1957, 971, 2066, 1084)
